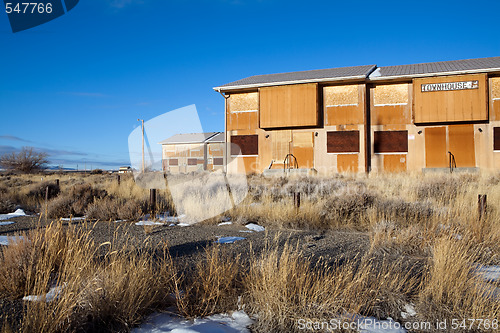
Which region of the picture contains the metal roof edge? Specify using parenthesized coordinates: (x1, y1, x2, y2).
(368, 67, 500, 81)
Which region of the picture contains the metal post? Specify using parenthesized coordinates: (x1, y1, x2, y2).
(478, 194, 487, 221)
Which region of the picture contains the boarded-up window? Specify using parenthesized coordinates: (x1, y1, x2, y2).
(374, 131, 408, 153)
(229, 92, 259, 112)
(324, 85, 358, 106)
(495, 127, 500, 151)
(231, 135, 258, 156)
(169, 159, 178, 166)
(327, 131, 360, 153)
(214, 158, 224, 165)
(373, 84, 409, 106)
(491, 78, 500, 100)
(188, 158, 198, 166)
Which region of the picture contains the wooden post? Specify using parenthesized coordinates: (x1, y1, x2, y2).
(150, 189, 157, 217)
(478, 194, 487, 221)
(45, 185, 49, 222)
(55, 179, 59, 187)
(293, 192, 301, 210)
(117, 174, 121, 185)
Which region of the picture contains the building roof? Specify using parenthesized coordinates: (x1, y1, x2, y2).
(205, 132, 224, 143)
(214, 64, 377, 92)
(158, 132, 222, 145)
(369, 56, 500, 80)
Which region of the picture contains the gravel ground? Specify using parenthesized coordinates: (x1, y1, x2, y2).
(1, 214, 426, 331)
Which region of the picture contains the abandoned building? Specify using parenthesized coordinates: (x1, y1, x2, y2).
(159, 132, 224, 173)
(214, 56, 500, 174)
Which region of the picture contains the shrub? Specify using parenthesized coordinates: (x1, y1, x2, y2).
(0, 147, 48, 173)
(27, 182, 60, 201)
(85, 197, 144, 221)
(47, 184, 107, 218)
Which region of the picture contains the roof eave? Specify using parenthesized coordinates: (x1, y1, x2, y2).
(213, 75, 369, 93)
(369, 67, 500, 81)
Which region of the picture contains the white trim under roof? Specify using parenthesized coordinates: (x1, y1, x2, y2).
(368, 67, 500, 81)
(213, 75, 368, 92)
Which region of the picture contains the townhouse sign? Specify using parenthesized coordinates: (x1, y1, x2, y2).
(421, 80, 479, 92)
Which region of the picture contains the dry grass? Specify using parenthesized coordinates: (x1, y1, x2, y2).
(1, 171, 500, 332)
(0, 222, 178, 332)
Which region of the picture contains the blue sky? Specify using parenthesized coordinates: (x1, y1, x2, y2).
(0, 0, 499, 169)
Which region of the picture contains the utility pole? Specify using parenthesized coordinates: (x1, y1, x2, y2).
(138, 118, 145, 172)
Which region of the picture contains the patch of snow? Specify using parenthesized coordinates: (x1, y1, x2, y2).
(113, 219, 127, 223)
(136, 221, 164, 226)
(0, 221, 15, 226)
(0, 235, 24, 246)
(218, 221, 233, 226)
(400, 304, 417, 319)
(132, 311, 253, 333)
(23, 285, 62, 302)
(239, 230, 253, 233)
(0, 209, 27, 221)
(245, 223, 265, 232)
(216, 236, 246, 244)
(60, 216, 85, 221)
(475, 265, 500, 283)
(177, 223, 191, 227)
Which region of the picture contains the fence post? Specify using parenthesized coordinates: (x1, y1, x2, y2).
(293, 192, 301, 210)
(117, 174, 121, 186)
(45, 185, 49, 222)
(150, 189, 157, 217)
(478, 194, 487, 221)
(55, 179, 59, 187)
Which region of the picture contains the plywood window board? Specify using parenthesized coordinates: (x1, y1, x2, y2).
(373, 84, 409, 106)
(492, 78, 500, 100)
(231, 135, 259, 156)
(494, 127, 500, 151)
(374, 131, 408, 153)
(293, 132, 314, 148)
(188, 158, 198, 166)
(169, 159, 178, 166)
(327, 131, 360, 153)
(214, 158, 224, 165)
(229, 92, 259, 113)
(324, 85, 358, 107)
(272, 130, 292, 162)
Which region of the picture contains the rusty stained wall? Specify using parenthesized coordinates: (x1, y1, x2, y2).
(227, 92, 259, 130)
(413, 74, 488, 123)
(371, 83, 412, 125)
(260, 83, 318, 128)
(323, 84, 365, 126)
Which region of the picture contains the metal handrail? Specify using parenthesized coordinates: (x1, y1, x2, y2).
(283, 154, 298, 171)
(448, 151, 456, 173)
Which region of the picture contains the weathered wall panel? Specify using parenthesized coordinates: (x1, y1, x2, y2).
(337, 154, 358, 172)
(425, 127, 447, 167)
(324, 85, 364, 126)
(373, 84, 409, 105)
(383, 154, 407, 172)
(229, 92, 259, 112)
(414, 74, 487, 123)
(260, 83, 318, 128)
(227, 112, 259, 131)
(371, 84, 411, 125)
(448, 124, 475, 167)
(271, 130, 292, 162)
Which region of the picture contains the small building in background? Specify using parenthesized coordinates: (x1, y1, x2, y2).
(118, 166, 132, 174)
(159, 132, 225, 173)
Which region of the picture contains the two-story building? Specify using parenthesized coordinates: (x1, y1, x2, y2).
(214, 56, 500, 174)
